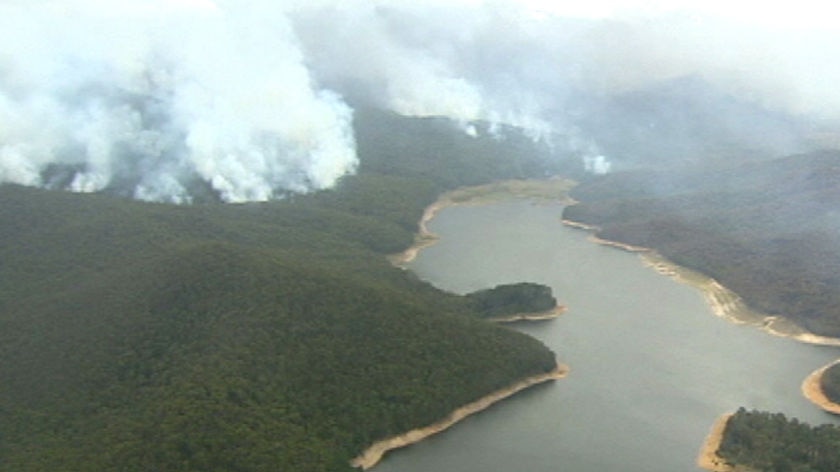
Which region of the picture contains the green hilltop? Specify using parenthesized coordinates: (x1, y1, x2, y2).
(0, 109, 566, 471)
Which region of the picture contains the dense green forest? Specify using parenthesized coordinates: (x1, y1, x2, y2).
(0, 109, 568, 471)
(717, 408, 840, 471)
(563, 151, 840, 337)
(465, 283, 557, 319)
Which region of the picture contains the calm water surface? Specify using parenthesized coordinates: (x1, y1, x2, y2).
(376, 200, 840, 472)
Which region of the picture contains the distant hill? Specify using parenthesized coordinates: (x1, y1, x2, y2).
(0, 109, 563, 471)
(564, 150, 840, 336)
(568, 75, 814, 168)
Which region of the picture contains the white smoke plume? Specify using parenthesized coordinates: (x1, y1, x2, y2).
(0, 0, 357, 203)
(583, 155, 612, 175)
(289, 1, 560, 139)
(3, 0, 840, 201)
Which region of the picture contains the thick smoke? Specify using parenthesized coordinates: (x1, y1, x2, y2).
(0, 0, 357, 203)
(291, 2, 840, 170)
(2, 1, 839, 202)
(289, 1, 564, 139)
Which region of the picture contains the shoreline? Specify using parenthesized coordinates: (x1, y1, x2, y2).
(486, 304, 567, 323)
(697, 414, 739, 472)
(390, 179, 576, 268)
(363, 179, 574, 470)
(559, 220, 650, 252)
(640, 252, 840, 347)
(591, 236, 650, 253)
(387, 198, 446, 267)
(801, 360, 840, 415)
(560, 219, 840, 347)
(563, 212, 840, 471)
(350, 362, 570, 470)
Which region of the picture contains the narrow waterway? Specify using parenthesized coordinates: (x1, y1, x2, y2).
(377, 199, 840, 472)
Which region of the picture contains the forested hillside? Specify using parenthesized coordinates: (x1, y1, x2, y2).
(563, 151, 840, 337)
(0, 109, 565, 471)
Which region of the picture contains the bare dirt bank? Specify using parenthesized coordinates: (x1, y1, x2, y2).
(801, 360, 840, 415)
(697, 414, 733, 472)
(350, 362, 570, 470)
(559, 220, 650, 252)
(387, 198, 444, 266)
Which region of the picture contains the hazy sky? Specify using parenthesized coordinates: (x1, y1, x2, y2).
(0, 0, 837, 202)
(519, 0, 836, 28)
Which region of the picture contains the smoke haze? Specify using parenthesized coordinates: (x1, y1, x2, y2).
(2, 0, 839, 201)
(0, 0, 357, 202)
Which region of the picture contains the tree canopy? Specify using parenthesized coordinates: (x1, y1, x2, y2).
(719, 408, 840, 472)
(0, 109, 565, 471)
(466, 283, 558, 319)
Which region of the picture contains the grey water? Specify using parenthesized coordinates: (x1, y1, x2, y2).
(376, 199, 840, 472)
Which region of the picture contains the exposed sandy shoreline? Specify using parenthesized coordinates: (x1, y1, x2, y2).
(564, 213, 840, 469)
(697, 414, 738, 472)
(560, 219, 651, 252)
(641, 253, 840, 346)
(591, 236, 650, 253)
(561, 219, 840, 347)
(387, 198, 446, 267)
(801, 360, 840, 415)
(351, 361, 569, 470)
(363, 180, 573, 470)
(390, 179, 576, 268)
(487, 305, 567, 323)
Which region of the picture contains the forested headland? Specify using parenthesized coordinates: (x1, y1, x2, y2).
(465, 283, 559, 320)
(0, 108, 571, 471)
(714, 409, 840, 472)
(563, 151, 840, 337)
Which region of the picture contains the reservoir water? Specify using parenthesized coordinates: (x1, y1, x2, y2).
(377, 199, 840, 472)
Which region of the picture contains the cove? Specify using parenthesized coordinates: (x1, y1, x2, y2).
(376, 199, 840, 472)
